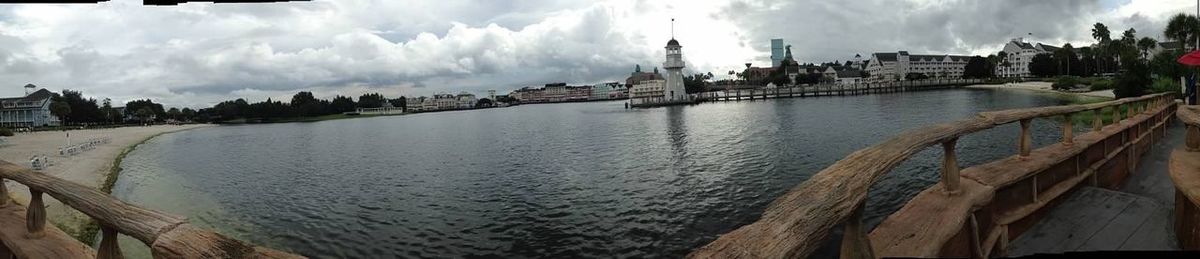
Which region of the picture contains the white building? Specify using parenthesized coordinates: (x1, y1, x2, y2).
(629, 80, 666, 105)
(0, 87, 60, 128)
(866, 51, 971, 83)
(995, 38, 1060, 78)
(591, 82, 626, 100)
(456, 92, 477, 109)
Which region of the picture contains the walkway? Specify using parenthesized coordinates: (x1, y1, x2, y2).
(1008, 122, 1184, 255)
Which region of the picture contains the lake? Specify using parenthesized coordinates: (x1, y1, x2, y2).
(112, 88, 1076, 258)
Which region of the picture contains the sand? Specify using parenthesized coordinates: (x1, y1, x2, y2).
(966, 82, 1116, 99)
(0, 124, 213, 239)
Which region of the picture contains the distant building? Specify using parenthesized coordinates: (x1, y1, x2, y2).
(591, 82, 626, 100)
(835, 69, 864, 85)
(405, 97, 425, 111)
(1148, 41, 1184, 58)
(508, 84, 591, 103)
(995, 38, 1060, 78)
(625, 65, 664, 87)
(487, 90, 496, 101)
(629, 79, 665, 104)
(866, 51, 971, 83)
(456, 92, 477, 109)
(771, 38, 785, 67)
(0, 87, 60, 128)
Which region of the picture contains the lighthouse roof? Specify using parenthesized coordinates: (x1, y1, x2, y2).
(666, 38, 680, 47)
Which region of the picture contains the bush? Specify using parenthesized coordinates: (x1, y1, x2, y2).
(1052, 76, 1081, 90)
(1090, 79, 1115, 91)
(1151, 77, 1183, 95)
(0, 128, 12, 137)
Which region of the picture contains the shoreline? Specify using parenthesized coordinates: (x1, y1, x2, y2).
(965, 82, 1115, 102)
(0, 124, 214, 243)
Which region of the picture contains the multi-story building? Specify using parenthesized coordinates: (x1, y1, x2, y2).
(625, 65, 664, 87)
(629, 79, 665, 105)
(771, 38, 785, 67)
(591, 82, 627, 100)
(405, 96, 425, 111)
(995, 38, 1060, 78)
(456, 92, 477, 109)
(0, 87, 60, 128)
(866, 51, 971, 83)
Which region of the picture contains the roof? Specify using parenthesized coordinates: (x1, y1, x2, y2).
(1160, 41, 1183, 50)
(0, 89, 53, 103)
(667, 38, 680, 47)
(1037, 43, 1060, 52)
(874, 53, 898, 62)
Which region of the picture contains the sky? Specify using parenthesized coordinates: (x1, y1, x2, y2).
(0, 0, 1197, 109)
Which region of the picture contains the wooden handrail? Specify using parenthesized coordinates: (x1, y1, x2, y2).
(688, 93, 1173, 258)
(0, 161, 303, 258)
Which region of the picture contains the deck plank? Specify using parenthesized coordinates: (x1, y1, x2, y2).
(0, 201, 95, 259)
(1007, 187, 1174, 255)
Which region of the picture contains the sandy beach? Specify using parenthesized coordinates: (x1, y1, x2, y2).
(966, 82, 1116, 99)
(0, 124, 212, 239)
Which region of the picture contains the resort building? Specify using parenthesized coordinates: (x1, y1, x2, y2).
(866, 51, 971, 83)
(0, 87, 60, 128)
(591, 82, 627, 100)
(625, 65, 663, 87)
(456, 92, 477, 109)
(995, 38, 1060, 78)
(629, 79, 665, 103)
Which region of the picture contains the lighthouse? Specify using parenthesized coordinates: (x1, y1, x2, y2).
(662, 19, 687, 102)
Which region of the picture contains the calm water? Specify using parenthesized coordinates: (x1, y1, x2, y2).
(112, 88, 1075, 258)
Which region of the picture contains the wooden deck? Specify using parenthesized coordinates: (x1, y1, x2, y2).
(1008, 122, 1185, 255)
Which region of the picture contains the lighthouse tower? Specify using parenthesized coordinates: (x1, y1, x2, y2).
(662, 22, 687, 102)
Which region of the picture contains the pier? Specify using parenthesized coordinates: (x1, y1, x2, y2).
(689, 92, 1190, 258)
(705, 79, 984, 102)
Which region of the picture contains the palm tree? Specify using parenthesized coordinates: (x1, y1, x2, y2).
(1165, 13, 1200, 50)
(1136, 37, 1157, 60)
(1092, 23, 1111, 73)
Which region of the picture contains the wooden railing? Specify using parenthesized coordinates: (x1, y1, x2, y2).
(1170, 105, 1200, 249)
(0, 161, 304, 258)
(688, 93, 1177, 258)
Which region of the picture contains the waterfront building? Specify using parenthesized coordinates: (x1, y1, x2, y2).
(995, 38, 1061, 78)
(866, 51, 971, 83)
(456, 92, 477, 109)
(406, 96, 425, 111)
(629, 79, 665, 104)
(487, 90, 496, 101)
(625, 65, 663, 87)
(0, 87, 60, 128)
(771, 38, 785, 67)
(591, 82, 626, 100)
(835, 69, 864, 85)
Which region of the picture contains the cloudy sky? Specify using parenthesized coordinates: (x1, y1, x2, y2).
(0, 0, 1196, 108)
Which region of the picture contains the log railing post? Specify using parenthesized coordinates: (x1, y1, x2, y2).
(97, 225, 124, 259)
(940, 138, 961, 195)
(1019, 119, 1032, 157)
(26, 190, 45, 238)
(0, 177, 7, 207)
(840, 202, 875, 259)
(1188, 124, 1200, 152)
(1062, 113, 1074, 146)
(1112, 105, 1121, 123)
(1093, 109, 1103, 131)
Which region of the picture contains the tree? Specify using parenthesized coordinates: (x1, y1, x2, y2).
(1151, 49, 1189, 80)
(50, 97, 71, 125)
(330, 95, 356, 113)
(357, 93, 386, 108)
(1028, 53, 1058, 78)
(290, 91, 324, 117)
(166, 107, 181, 121)
(962, 56, 993, 79)
(1114, 60, 1151, 98)
(475, 98, 494, 108)
(388, 97, 407, 110)
(181, 108, 196, 122)
(125, 99, 166, 121)
(1054, 43, 1081, 76)
(683, 73, 710, 93)
(1092, 23, 1112, 73)
(1165, 13, 1200, 50)
(134, 107, 155, 123)
(100, 98, 117, 124)
(1137, 37, 1158, 60)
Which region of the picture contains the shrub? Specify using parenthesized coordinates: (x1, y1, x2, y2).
(1151, 77, 1183, 95)
(0, 128, 13, 137)
(1090, 79, 1115, 91)
(1052, 76, 1081, 90)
